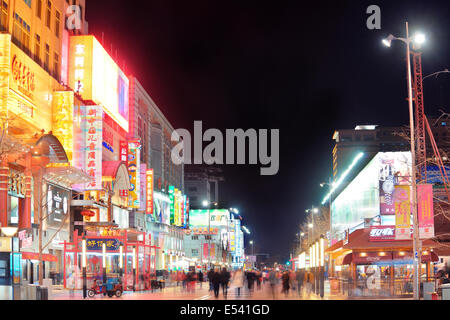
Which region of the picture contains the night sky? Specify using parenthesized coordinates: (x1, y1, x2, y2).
(86, 0, 450, 262)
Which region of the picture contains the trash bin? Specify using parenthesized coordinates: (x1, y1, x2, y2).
(442, 283, 450, 300)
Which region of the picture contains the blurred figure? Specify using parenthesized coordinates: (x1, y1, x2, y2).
(198, 270, 204, 289)
(289, 270, 296, 294)
(246, 270, 256, 294)
(268, 269, 278, 299)
(306, 270, 313, 296)
(207, 268, 215, 292)
(232, 269, 244, 296)
(187, 270, 197, 293)
(182, 271, 187, 290)
(296, 268, 305, 298)
(212, 269, 222, 298)
(281, 271, 290, 297)
(256, 270, 262, 290)
(220, 268, 231, 298)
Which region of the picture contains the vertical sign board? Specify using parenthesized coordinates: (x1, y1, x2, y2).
(186, 197, 190, 228)
(52, 91, 74, 163)
(128, 141, 140, 208)
(119, 141, 128, 163)
(139, 163, 147, 212)
(174, 188, 179, 226)
(418, 184, 434, 239)
(394, 185, 411, 240)
(169, 186, 175, 225)
(182, 195, 187, 228)
(85, 105, 102, 190)
(203, 243, 209, 261)
(146, 169, 154, 215)
(379, 158, 396, 215)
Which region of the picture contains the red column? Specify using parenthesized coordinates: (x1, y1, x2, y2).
(19, 153, 32, 229)
(0, 160, 8, 228)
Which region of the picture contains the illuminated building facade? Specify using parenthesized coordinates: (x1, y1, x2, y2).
(0, 0, 91, 287)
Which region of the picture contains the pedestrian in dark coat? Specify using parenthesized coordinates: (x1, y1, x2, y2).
(220, 268, 231, 298)
(246, 270, 256, 293)
(207, 269, 215, 291)
(212, 269, 222, 298)
(198, 271, 204, 288)
(281, 271, 290, 296)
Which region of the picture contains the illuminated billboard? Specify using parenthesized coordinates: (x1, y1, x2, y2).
(189, 209, 230, 228)
(52, 91, 74, 163)
(68, 35, 129, 132)
(331, 151, 411, 240)
(128, 140, 141, 208)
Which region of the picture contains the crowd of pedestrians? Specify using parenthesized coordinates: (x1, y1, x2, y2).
(165, 267, 319, 299)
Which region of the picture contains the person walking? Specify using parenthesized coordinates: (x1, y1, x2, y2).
(212, 269, 222, 299)
(207, 268, 215, 292)
(268, 269, 278, 299)
(256, 270, 262, 290)
(220, 267, 231, 299)
(296, 268, 305, 297)
(232, 269, 244, 297)
(281, 271, 290, 297)
(246, 270, 256, 294)
(198, 270, 204, 289)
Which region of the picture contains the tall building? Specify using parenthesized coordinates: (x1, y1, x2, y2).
(128, 76, 185, 272)
(184, 165, 224, 209)
(332, 125, 409, 183)
(0, 0, 90, 287)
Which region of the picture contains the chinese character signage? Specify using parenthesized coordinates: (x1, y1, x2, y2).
(84, 105, 102, 190)
(146, 169, 154, 215)
(83, 238, 120, 251)
(394, 185, 411, 240)
(418, 184, 434, 239)
(119, 141, 128, 163)
(52, 91, 74, 163)
(169, 186, 175, 225)
(128, 140, 141, 208)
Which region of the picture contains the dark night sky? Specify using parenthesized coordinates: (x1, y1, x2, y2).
(86, 0, 450, 262)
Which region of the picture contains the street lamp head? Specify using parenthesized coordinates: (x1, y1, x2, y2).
(300, 232, 305, 237)
(320, 183, 325, 187)
(413, 33, 425, 45)
(250, 241, 253, 244)
(308, 223, 313, 229)
(202, 200, 209, 207)
(382, 34, 395, 47)
(313, 208, 319, 214)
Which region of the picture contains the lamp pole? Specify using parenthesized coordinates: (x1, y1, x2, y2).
(382, 22, 423, 300)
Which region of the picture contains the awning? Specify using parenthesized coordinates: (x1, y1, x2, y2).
(21, 252, 58, 262)
(342, 251, 439, 265)
(45, 165, 92, 188)
(35, 134, 69, 163)
(102, 161, 131, 192)
(325, 239, 344, 253)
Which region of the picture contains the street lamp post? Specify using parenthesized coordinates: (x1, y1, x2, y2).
(203, 200, 211, 270)
(382, 22, 425, 300)
(305, 206, 318, 246)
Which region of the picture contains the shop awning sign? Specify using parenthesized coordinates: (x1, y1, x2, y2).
(81, 238, 121, 251)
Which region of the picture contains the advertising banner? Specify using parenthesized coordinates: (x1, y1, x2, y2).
(128, 140, 141, 208)
(174, 188, 180, 226)
(169, 186, 175, 225)
(85, 105, 102, 190)
(210, 243, 215, 259)
(203, 243, 209, 261)
(369, 225, 395, 241)
(146, 169, 154, 215)
(394, 185, 411, 240)
(418, 184, 434, 239)
(47, 184, 70, 227)
(52, 91, 74, 163)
